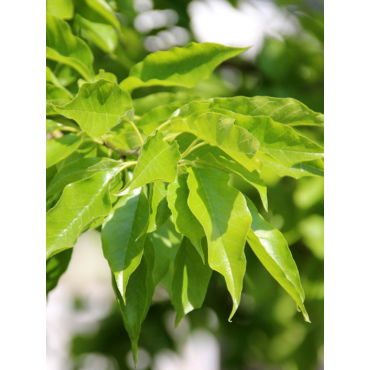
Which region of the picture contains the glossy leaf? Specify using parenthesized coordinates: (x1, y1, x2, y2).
(46, 0, 74, 19)
(187, 167, 251, 320)
(171, 96, 323, 126)
(147, 182, 171, 233)
(120, 42, 250, 91)
(171, 102, 323, 167)
(133, 92, 195, 116)
(47, 157, 121, 196)
(187, 144, 268, 211)
(46, 248, 73, 294)
(112, 238, 155, 365)
(261, 155, 324, 179)
(172, 237, 212, 327)
(189, 112, 261, 172)
(102, 187, 149, 303)
(136, 104, 183, 135)
(119, 131, 181, 194)
(245, 197, 309, 322)
(46, 169, 119, 259)
(46, 14, 93, 81)
(53, 80, 133, 138)
(46, 84, 72, 115)
(167, 174, 205, 260)
(46, 134, 82, 168)
(74, 14, 117, 54)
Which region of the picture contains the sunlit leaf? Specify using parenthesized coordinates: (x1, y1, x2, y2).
(187, 167, 251, 320)
(120, 42, 250, 91)
(46, 169, 119, 259)
(102, 187, 149, 303)
(46, 13, 94, 81)
(46, 0, 74, 19)
(118, 131, 181, 194)
(46, 84, 72, 115)
(46, 134, 82, 168)
(47, 157, 122, 196)
(53, 80, 133, 138)
(245, 196, 310, 322)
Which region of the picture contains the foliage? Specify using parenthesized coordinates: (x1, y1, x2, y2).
(46, 1, 324, 368)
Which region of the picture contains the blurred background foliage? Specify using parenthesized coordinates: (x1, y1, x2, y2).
(46, 0, 324, 369)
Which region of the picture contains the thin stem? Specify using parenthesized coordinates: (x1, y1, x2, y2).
(181, 139, 199, 158)
(163, 133, 181, 141)
(182, 141, 207, 158)
(128, 120, 144, 147)
(118, 161, 137, 173)
(156, 120, 172, 131)
(93, 138, 104, 145)
(178, 159, 193, 167)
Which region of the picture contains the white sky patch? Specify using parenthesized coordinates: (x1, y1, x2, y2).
(188, 0, 300, 59)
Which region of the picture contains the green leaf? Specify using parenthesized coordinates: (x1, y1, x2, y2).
(47, 157, 122, 196)
(46, 14, 94, 81)
(112, 238, 155, 365)
(53, 80, 133, 138)
(46, 248, 73, 294)
(261, 155, 324, 179)
(120, 42, 250, 91)
(149, 219, 182, 289)
(85, 0, 123, 37)
(46, 0, 74, 19)
(187, 167, 251, 320)
(118, 131, 181, 194)
(56, 139, 97, 170)
(187, 144, 268, 211)
(172, 237, 212, 327)
(46, 84, 72, 115)
(147, 182, 171, 233)
(245, 197, 310, 322)
(167, 174, 205, 260)
(188, 112, 261, 172)
(46, 134, 82, 168)
(133, 92, 195, 116)
(46, 169, 119, 259)
(171, 102, 323, 168)
(171, 96, 323, 126)
(102, 187, 149, 303)
(136, 104, 183, 135)
(74, 14, 117, 54)
(46, 66, 66, 89)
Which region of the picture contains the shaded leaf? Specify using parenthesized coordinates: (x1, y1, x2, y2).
(46, 134, 82, 168)
(118, 131, 181, 194)
(172, 237, 212, 327)
(120, 42, 250, 91)
(187, 167, 251, 320)
(74, 14, 117, 53)
(102, 187, 149, 303)
(53, 80, 133, 138)
(261, 155, 324, 179)
(245, 197, 309, 322)
(133, 92, 195, 116)
(187, 144, 268, 211)
(46, 248, 73, 294)
(46, 14, 93, 81)
(46, 84, 72, 115)
(46, 169, 119, 259)
(167, 174, 205, 260)
(147, 182, 171, 233)
(112, 238, 155, 365)
(47, 157, 122, 196)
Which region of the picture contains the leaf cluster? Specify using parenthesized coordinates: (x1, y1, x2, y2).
(46, 9, 324, 364)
